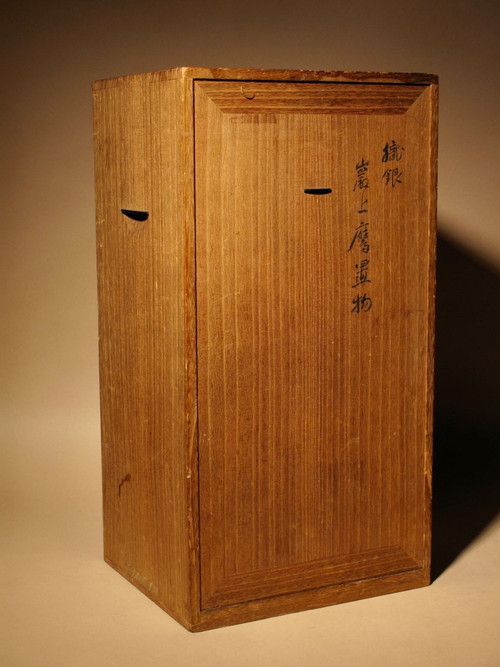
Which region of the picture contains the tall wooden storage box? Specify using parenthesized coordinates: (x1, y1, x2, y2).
(93, 67, 438, 631)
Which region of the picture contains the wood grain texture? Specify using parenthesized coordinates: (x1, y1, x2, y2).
(93, 67, 438, 89)
(194, 81, 424, 115)
(190, 568, 429, 631)
(93, 68, 437, 631)
(93, 76, 198, 628)
(195, 81, 434, 610)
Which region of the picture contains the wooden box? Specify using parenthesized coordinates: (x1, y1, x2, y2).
(93, 67, 438, 631)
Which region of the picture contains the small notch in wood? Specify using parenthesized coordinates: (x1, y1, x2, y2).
(121, 209, 149, 222)
(241, 86, 255, 100)
(304, 188, 332, 195)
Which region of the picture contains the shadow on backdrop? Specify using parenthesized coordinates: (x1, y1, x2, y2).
(432, 233, 500, 580)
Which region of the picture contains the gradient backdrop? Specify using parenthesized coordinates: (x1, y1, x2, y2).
(2, 1, 499, 665)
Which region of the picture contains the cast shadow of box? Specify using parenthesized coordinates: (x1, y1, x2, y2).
(432, 234, 500, 579)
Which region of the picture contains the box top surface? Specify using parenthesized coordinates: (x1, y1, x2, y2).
(93, 67, 438, 90)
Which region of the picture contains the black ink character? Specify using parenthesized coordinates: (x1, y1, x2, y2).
(353, 158, 370, 192)
(351, 293, 372, 313)
(382, 140, 404, 163)
(352, 258, 371, 288)
(358, 191, 368, 214)
(382, 168, 403, 188)
(348, 222, 370, 254)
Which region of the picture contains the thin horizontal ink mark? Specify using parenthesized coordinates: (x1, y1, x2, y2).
(121, 209, 149, 222)
(304, 188, 332, 195)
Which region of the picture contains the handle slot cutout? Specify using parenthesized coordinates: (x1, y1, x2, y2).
(304, 188, 332, 195)
(121, 209, 149, 222)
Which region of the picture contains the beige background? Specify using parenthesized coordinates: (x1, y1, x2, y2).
(2, 0, 499, 665)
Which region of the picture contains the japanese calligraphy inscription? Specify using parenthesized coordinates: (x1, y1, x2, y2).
(348, 139, 407, 313)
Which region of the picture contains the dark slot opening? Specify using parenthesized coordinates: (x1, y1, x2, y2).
(121, 209, 149, 222)
(304, 188, 332, 195)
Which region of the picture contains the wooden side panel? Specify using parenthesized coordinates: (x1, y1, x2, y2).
(93, 77, 196, 626)
(195, 82, 435, 609)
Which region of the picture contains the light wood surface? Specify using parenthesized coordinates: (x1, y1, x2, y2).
(93, 67, 438, 631)
(93, 75, 196, 628)
(93, 67, 438, 87)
